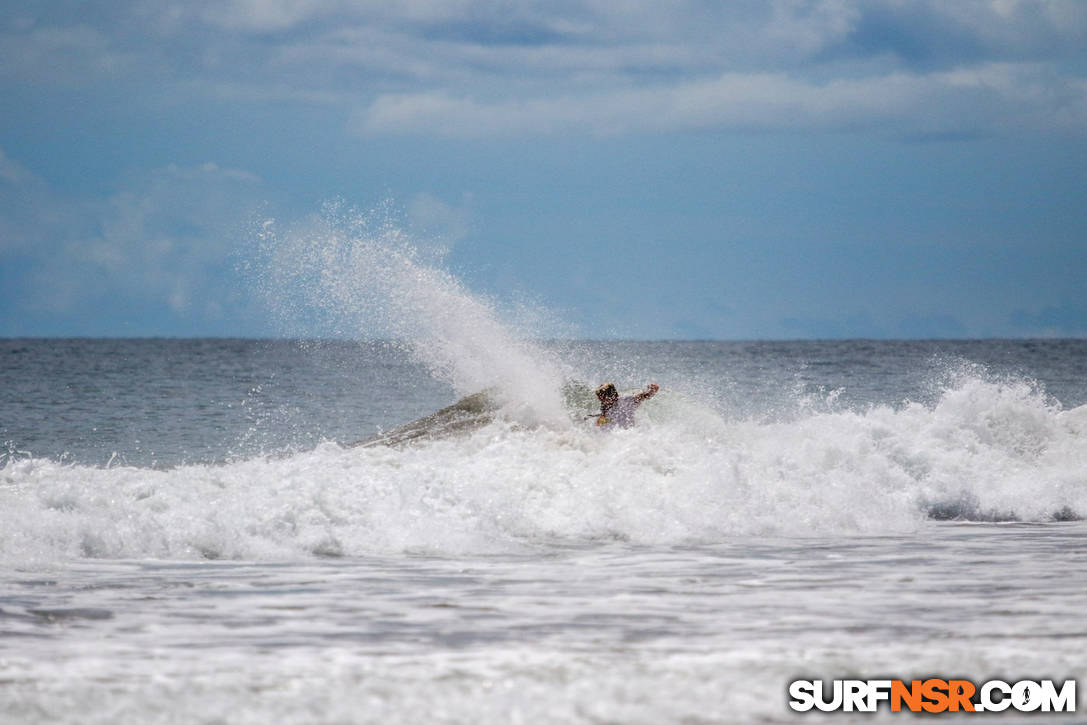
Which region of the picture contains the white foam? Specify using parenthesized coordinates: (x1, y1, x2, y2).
(3, 376, 1084, 563)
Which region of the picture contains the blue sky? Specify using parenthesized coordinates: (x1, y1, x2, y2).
(2, 0, 1085, 339)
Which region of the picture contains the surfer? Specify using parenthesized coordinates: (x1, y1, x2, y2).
(594, 382, 659, 428)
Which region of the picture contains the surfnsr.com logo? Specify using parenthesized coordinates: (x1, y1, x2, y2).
(788, 679, 1077, 713)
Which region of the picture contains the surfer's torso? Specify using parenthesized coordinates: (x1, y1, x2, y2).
(598, 396, 641, 429)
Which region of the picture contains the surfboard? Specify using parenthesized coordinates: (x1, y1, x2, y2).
(349, 390, 499, 448)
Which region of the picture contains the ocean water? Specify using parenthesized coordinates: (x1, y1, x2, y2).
(3, 337, 1087, 724)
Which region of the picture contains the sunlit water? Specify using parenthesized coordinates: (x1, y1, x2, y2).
(3, 338, 1086, 723)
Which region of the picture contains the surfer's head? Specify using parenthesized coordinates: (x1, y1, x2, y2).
(595, 382, 619, 404)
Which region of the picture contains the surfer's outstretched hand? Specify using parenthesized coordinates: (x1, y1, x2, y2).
(634, 383, 659, 403)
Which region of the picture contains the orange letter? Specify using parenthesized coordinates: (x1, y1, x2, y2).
(948, 680, 976, 712)
(891, 680, 923, 712)
(921, 679, 949, 713)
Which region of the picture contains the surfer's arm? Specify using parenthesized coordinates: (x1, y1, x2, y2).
(633, 383, 659, 403)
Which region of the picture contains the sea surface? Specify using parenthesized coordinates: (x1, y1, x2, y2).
(2, 337, 1086, 723)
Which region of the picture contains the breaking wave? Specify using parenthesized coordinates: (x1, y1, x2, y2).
(2, 376, 1085, 563)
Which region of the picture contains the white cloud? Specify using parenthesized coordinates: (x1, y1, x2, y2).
(249, 0, 1087, 138)
(407, 192, 473, 249)
(4, 1, 1086, 139)
(0, 24, 133, 84)
(763, 0, 861, 55)
(353, 63, 1087, 137)
(8, 162, 264, 323)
